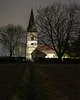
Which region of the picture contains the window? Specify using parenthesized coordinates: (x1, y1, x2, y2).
(31, 36, 34, 40)
(31, 43, 34, 45)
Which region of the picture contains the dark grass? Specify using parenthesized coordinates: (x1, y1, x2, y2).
(12, 64, 67, 100)
(33, 68, 68, 100)
(37, 64, 80, 100)
(0, 64, 26, 100)
(11, 67, 30, 100)
(0, 62, 80, 100)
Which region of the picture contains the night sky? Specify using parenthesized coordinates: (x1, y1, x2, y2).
(0, 0, 80, 29)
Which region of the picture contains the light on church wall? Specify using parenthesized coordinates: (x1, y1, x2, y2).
(45, 54, 55, 58)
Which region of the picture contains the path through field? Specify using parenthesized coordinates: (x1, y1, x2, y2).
(28, 63, 35, 100)
(0, 64, 80, 100)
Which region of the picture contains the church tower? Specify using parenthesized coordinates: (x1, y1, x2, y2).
(26, 9, 38, 60)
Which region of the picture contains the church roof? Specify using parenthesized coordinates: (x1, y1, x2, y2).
(27, 9, 37, 32)
(37, 45, 55, 54)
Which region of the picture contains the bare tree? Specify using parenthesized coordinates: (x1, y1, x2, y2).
(36, 2, 80, 61)
(70, 30, 80, 57)
(0, 24, 25, 57)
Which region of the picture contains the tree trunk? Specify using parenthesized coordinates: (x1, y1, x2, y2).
(58, 56, 63, 62)
(10, 50, 13, 57)
(57, 53, 63, 63)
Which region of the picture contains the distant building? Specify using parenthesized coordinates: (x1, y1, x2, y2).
(26, 9, 56, 60)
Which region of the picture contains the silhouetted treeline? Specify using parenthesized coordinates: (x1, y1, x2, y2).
(0, 57, 80, 64)
(0, 57, 26, 62)
(34, 58, 80, 64)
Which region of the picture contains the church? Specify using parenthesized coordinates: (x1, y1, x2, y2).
(26, 9, 56, 60)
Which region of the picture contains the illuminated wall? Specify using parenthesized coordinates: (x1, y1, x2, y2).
(26, 32, 38, 60)
(45, 53, 55, 58)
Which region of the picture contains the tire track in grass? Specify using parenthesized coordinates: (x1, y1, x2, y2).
(34, 67, 68, 100)
(28, 63, 35, 100)
(11, 63, 68, 100)
(11, 66, 30, 100)
(11, 64, 35, 100)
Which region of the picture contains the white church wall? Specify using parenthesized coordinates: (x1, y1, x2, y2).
(45, 53, 55, 58)
(27, 41, 37, 47)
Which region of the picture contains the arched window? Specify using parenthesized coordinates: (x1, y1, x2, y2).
(31, 36, 34, 40)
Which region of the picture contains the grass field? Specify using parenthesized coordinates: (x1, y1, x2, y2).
(11, 64, 68, 100)
(0, 63, 26, 100)
(37, 64, 80, 100)
(0, 63, 80, 100)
